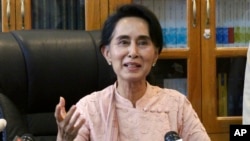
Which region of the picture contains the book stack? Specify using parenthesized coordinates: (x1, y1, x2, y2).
(31, 0, 85, 30)
(134, 0, 187, 48)
(216, 0, 250, 47)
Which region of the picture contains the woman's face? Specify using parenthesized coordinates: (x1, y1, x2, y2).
(102, 17, 158, 82)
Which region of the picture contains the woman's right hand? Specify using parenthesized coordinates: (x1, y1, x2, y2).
(54, 97, 85, 141)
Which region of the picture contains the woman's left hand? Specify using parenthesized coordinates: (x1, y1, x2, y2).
(54, 97, 85, 141)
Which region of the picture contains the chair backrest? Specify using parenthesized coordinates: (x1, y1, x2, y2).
(0, 30, 115, 141)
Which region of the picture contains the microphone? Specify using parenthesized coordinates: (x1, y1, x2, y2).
(164, 131, 182, 141)
(20, 134, 35, 141)
(13, 134, 35, 141)
(0, 118, 7, 132)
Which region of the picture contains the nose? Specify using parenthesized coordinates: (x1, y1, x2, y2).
(128, 42, 139, 58)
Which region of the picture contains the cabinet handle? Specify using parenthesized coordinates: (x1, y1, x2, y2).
(205, 0, 210, 27)
(6, 0, 11, 29)
(203, 0, 211, 39)
(21, 0, 25, 29)
(192, 0, 197, 27)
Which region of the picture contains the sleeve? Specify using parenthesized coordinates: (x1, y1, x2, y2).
(243, 47, 250, 124)
(179, 97, 211, 141)
(73, 97, 91, 141)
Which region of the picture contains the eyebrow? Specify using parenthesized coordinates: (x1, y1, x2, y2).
(115, 35, 151, 40)
(116, 35, 130, 40)
(138, 35, 151, 40)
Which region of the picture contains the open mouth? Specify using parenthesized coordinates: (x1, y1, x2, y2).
(124, 63, 141, 68)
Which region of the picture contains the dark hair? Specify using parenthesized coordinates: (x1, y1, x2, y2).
(99, 4, 163, 54)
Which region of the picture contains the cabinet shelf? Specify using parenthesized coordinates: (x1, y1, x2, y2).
(159, 48, 189, 59)
(215, 47, 247, 57)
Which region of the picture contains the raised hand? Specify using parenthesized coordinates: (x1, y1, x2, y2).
(55, 97, 85, 141)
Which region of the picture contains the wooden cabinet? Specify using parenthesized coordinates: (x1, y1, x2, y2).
(1, 0, 86, 31)
(0, 0, 129, 31)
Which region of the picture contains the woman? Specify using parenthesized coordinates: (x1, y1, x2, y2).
(54, 4, 211, 141)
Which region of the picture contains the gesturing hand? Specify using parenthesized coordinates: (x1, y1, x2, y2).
(55, 97, 85, 141)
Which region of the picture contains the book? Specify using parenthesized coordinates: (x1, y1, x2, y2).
(76, 0, 85, 30)
(216, 0, 223, 47)
(234, 0, 241, 47)
(218, 73, 228, 116)
(167, 0, 177, 48)
(67, 0, 76, 29)
(175, 0, 186, 48)
(227, 1, 234, 46)
(50, 0, 60, 29)
(42, 0, 47, 29)
(61, 0, 67, 29)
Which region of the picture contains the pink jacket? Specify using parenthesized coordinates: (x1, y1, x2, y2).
(74, 83, 211, 141)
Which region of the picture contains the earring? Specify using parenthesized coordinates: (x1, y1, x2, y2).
(108, 61, 112, 65)
(152, 63, 156, 67)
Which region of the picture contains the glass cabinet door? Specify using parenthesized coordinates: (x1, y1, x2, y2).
(213, 0, 249, 123)
(215, 0, 249, 119)
(1, 0, 85, 32)
(30, 0, 85, 30)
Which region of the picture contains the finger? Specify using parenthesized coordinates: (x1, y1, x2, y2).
(64, 111, 80, 132)
(59, 96, 65, 106)
(69, 111, 85, 131)
(55, 97, 65, 122)
(73, 116, 85, 132)
(62, 106, 78, 135)
(68, 115, 85, 138)
(59, 97, 67, 117)
(54, 104, 61, 121)
(63, 105, 77, 125)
